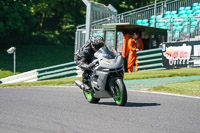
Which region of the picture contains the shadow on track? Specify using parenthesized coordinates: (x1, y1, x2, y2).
(98, 102, 161, 107)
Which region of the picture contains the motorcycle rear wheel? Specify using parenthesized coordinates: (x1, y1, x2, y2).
(83, 91, 100, 103)
(112, 78, 127, 106)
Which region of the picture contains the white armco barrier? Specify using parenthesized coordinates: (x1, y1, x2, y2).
(76, 70, 82, 77)
(25, 78, 38, 82)
(76, 66, 83, 77)
(0, 70, 38, 84)
(0, 62, 81, 84)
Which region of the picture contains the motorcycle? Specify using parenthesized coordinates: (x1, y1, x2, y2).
(75, 46, 127, 106)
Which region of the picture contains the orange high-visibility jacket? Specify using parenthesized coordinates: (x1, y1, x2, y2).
(122, 34, 130, 58)
(128, 38, 144, 72)
(129, 38, 144, 54)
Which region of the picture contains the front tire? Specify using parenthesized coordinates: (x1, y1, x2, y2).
(112, 78, 127, 106)
(83, 91, 100, 103)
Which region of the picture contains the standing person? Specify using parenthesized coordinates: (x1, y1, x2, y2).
(128, 32, 144, 72)
(75, 36, 105, 91)
(122, 33, 130, 72)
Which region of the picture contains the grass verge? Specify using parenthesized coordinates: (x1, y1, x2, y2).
(124, 67, 200, 80)
(0, 44, 74, 72)
(0, 70, 13, 79)
(0, 77, 81, 88)
(149, 80, 200, 97)
(1, 67, 200, 88)
(0, 70, 20, 79)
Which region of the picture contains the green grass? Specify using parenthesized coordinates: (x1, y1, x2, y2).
(0, 70, 15, 79)
(1, 67, 200, 88)
(0, 77, 81, 87)
(149, 80, 200, 97)
(1, 66, 200, 97)
(124, 68, 200, 80)
(0, 44, 74, 73)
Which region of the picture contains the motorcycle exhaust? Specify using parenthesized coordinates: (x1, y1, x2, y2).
(75, 80, 83, 90)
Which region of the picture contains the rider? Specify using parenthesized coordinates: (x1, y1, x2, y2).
(75, 36, 105, 91)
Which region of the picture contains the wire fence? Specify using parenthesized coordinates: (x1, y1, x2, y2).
(75, 0, 200, 53)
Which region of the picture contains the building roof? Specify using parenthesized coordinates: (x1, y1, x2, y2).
(102, 23, 167, 33)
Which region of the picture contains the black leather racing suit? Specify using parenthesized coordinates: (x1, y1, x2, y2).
(75, 40, 95, 85)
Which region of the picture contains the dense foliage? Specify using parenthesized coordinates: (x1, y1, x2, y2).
(0, 0, 36, 48)
(0, 0, 176, 48)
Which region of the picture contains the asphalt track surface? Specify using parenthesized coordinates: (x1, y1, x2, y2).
(0, 86, 200, 133)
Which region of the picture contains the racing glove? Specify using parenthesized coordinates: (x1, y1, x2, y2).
(88, 62, 96, 69)
(79, 62, 96, 70)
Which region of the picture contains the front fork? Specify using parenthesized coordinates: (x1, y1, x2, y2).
(108, 76, 122, 98)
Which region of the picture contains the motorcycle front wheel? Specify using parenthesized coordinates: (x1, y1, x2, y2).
(83, 91, 100, 103)
(112, 78, 127, 106)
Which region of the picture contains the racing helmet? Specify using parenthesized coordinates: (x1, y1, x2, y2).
(91, 36, 105, 51)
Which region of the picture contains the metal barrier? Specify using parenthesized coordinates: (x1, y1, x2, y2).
(37, 62, 79, 81)
(0, 62, 82, 84)
(77, 0, 199, 29)
(137, 48, 165, 72)
(75, 0, 200, 53)
(0, 70, 38, 84)
(167, 16, 200, 42)
(82, 0, 117, 42)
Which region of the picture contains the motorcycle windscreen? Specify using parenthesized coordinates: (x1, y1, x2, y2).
(94, 46, 116, 59)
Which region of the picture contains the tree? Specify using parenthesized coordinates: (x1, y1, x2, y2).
(1, 0, 182, 47)
(30, 0, 86, 45)
(0, 0, 36, 47)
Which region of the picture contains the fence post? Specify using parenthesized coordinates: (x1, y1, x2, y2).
(187, 21, 190, 41)
(154, 0, 157, 27)
(170, 22, 173, 42)
(14, 51, 16, 75)
(82, 0, 92, 43)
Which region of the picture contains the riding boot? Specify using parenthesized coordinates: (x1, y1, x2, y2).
(82, 71, 91, 91)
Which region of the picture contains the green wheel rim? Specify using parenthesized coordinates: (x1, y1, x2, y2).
(113, 81, 122, 104)
(84, 91, 93, 100)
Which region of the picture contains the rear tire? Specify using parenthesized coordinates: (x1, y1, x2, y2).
(83, 91, 100, 103)
(112, 78, 127, 106)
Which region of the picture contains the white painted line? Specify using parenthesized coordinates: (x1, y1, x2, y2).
(128, 90, 200, 100)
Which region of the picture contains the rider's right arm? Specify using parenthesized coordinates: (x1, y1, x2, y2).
(78, 48, 90, 70)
